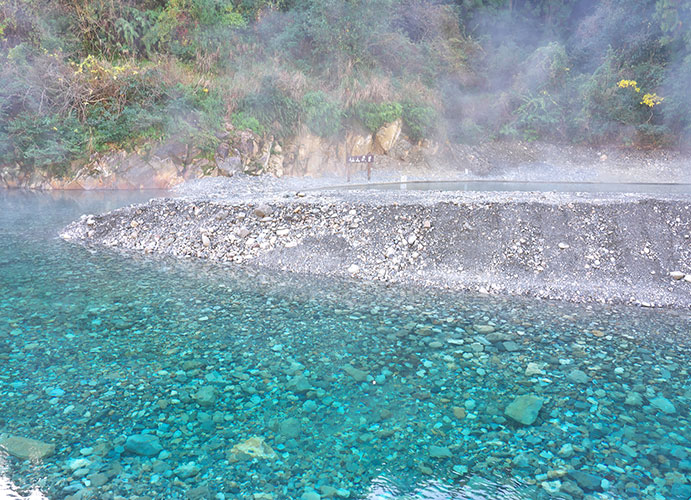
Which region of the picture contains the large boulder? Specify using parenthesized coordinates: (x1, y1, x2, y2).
(347, 127, 373, 156)
(504, 394, 544, 425)
(374, 119, 402, 154)
(0, 435, 55, 461)
(124, 434, 163, 456)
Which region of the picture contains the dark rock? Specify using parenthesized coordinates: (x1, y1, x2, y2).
(568, 470, 604, 491)
(124, 434, 163, 457)
(279, 418, 301, 438)
(670, 483, 691, 499)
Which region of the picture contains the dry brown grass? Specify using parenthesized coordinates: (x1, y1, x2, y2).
(218, 58, 309, 113)
(400, 79, 442, 109)
(339, 74, 396, 108)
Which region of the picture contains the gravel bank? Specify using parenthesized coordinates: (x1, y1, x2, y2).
(61, 176, 691, 309)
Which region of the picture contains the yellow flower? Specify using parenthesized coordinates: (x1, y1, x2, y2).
(203, 88, 209, 93)
(617, 79, 640, 92)
(641, 93, 664, 107)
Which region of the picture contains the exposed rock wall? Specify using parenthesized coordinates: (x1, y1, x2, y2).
(1, 120, 431, 190)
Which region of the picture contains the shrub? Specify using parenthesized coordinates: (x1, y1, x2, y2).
(163, 83, 225, 154)
(301, 91, 342, 138)
(402, 101, 437, 142)
(151, 0, 247, 69)
(288, 0, 395, 77)
(5, 113, 86, 176)
(231, 111, 265, 136)
(239, 77, 300, 137)
(87, 103, 166, 151)
(353, 101, 402, 133)
(508, 91, 564, 142)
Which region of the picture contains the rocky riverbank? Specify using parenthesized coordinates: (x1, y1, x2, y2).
(5, 134, 691, 190)
(61, 176, 691, 309)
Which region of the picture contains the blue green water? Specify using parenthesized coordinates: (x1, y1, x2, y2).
(0, 190, 690, 500)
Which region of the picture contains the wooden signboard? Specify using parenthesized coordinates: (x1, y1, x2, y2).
(346, 154, 375, 181)
(347, 154, 374, 164)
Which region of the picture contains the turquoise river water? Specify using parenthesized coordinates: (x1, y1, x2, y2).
(0, 190, 690, 500)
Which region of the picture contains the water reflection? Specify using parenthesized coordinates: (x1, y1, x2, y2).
(364, 474, 530, 500)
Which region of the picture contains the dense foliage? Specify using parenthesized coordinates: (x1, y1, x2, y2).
(1, 0, 690, 174)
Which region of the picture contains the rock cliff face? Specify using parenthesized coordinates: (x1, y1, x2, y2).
(1, 120, 433, 190)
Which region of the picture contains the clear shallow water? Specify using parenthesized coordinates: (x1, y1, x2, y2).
(0, 191, 690, 500)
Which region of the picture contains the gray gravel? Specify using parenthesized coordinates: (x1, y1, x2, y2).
(61, 175, 691, 309)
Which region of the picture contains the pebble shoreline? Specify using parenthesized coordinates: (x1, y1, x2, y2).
(61, 176, 691, 309)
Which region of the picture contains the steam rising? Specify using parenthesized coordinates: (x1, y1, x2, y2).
(1, 0, 690, 181)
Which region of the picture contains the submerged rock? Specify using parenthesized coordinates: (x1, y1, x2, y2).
(279, 417, 301, 438)
(525, 362, 545, 376)
(568, 470, 604, 492)
(566, 369, 590, 384)
(343, 364, 368, 382)
(87, 472, 109, 487)
(194, 386, 217, 407)
(301, 492, 321, 500)
(0, 435, 55, 460)
(649, 396, 676, 414)
(230, 437, 277, 460)
(287, 375, 312, 393)
(124, 434, 163, 456)
(624, 391, 643, 406)
(505, 395, 544, 425)
(429, 445, 453, 459)
(174, 461, 200, 479)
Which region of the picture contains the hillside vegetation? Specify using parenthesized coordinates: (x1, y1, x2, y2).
(1, 0, 691, 176)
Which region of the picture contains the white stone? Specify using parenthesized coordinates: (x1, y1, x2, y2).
(348, 264, 360, 274)
(525, 362, 545, 376)
(558, 242, 569, 249)
(670, 271, 685, 280)
(542, 480, 562, 494)
(68, 458, 91, 471)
